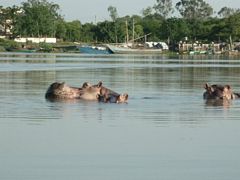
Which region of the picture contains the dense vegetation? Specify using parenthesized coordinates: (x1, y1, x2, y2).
(0, 0, 240, 48)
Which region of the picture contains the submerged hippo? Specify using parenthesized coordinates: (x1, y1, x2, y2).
(98, 85, 128, 103)
(203, 83, 240, 100)
(45, 81, 128, 103)
(45, 81, 102, 101)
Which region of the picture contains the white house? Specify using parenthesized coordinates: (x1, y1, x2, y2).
(14, 37, 57, 44)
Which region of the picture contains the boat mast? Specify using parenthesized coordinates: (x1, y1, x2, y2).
(126, 20, 129, 43)
(132, 18, 135, 44)
(229, 35, 233, 51)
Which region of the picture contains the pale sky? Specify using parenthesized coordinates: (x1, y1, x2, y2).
(1, 0, 240, 23)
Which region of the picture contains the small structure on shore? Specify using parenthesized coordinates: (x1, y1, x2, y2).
(178, 41, 240, 55)
(14, 37, 57, 44)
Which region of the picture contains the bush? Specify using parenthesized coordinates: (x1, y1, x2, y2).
(39, 42, 53, 52)
(0, 46, 6, 52)
(0, 38, 20, 49)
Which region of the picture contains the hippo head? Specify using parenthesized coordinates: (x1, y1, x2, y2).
(45, 82, 81, 99)
(203, 83, 234, 100)
(97, 85, 128, 103)
(116, 93, 129, 103)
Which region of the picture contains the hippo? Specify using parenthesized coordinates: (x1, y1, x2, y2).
(45, 81, 102, 101)
(98, 85, 128, 103)
(45, 81, 128, 103)
(203, 83, 240, 100)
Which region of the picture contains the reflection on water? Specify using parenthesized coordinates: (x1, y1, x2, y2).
(1, 52, 240, 180)
(204, 99, 233, 109)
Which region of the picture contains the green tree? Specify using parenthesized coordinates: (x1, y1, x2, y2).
(193, 18, 215, 41)
(176, 0, 213, 20)
(141, 7, 153, 17)
(94, 21, 115, 42)
(0, 6, 20, 36)
(108, 6, 118, 22)
(107, 6, 119, 43)
(218, 7, 240, 18)
(80, 23, 96, 42)
(160, 18, 190, 43)
(199, 18, 224, 42)
(55, 19, 66, 40)
(154, 0, 174, 19)
(14, 0, 61, 37)
(226, 12, 240, 41)
(0, 6, 10, 35)
(140, 15, 163, 41)
(65, 20, 81, 42)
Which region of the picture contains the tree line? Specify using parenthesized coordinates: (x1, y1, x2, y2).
(0, 0, 240, 48)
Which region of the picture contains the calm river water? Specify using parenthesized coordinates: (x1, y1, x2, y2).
(1, 52, 240, 180)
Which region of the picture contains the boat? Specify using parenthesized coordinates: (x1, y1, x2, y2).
(79, 45, 112, 54)
(106, 18, 168, 54)
(53, 45, 79, 53)
(106, 42, 168, 54)
(5, 47, 37, 53)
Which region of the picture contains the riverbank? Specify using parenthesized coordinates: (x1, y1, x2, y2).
(0, 38, 79, 53)
(1, 38, 240, 56)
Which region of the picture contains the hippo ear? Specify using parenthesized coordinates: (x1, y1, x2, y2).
(223, 85, 232, 93)
(225, 85, 231, 90)
(204, 83, 214, 92)
(123, 93, 128, 100)
(97, 81, 103, 87)
(204, 83, 209, 90)
(82, 82, 90, 88)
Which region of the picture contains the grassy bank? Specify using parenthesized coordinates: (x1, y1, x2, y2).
(0, 38, 19, 52)
(0, 38, 79, 53)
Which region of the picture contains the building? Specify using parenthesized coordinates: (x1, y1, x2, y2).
(14, 37, 57, 44)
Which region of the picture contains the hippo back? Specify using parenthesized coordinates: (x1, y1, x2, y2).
(79, 81, 102, 101)
(45, 82, 81, 100)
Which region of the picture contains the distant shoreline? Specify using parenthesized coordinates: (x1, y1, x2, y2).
(1, 39, 240, 56)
